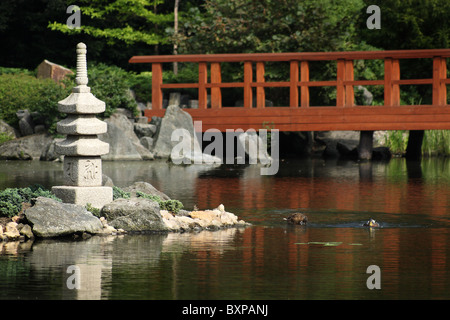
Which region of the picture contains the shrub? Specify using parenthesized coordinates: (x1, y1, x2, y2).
(87, 63, 138, 118)
(0, 73, 70, 131)
(136, 191, 184, 214)
(112, 186, 131, 200)
(0, 184, 61, 218)
(0, 132, 14, 144)
(85, 203, 101, 217)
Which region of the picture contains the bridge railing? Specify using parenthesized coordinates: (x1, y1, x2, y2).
(129, 49, 449, 111)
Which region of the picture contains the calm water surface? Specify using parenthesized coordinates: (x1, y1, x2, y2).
(0, 158, 449, 299)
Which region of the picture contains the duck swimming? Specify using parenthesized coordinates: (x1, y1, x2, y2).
(284, 213, 308, 225)
(363, 219, 380, 228)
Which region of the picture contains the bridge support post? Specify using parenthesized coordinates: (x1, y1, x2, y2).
(358, 131, 374, 160)
(405, 130, 424, 160)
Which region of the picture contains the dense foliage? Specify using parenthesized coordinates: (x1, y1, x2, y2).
(0, 185, 61, 218)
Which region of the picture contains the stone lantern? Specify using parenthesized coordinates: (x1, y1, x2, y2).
(52, 43, 113, 209)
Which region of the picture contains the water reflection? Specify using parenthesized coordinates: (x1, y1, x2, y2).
(0, 158, 449, 299)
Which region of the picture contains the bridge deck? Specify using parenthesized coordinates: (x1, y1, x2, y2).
(129, 49, 450, 132)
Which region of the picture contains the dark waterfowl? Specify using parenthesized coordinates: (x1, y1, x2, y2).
(284, 213, 308, 225)
(363, 219, 380, 228)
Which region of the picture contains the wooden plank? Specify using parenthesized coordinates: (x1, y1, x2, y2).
(256, 62, 265, 108)
(244, 62, 253, 108)
(130, 49, 450, 64)
(433, 57, 448, 106)
(151, 63, 163, 110)
(210, 62, 222, 108)
(300, 61, 310, 107)
(198, 62, 208, 109)
(290, 61, 299, 108)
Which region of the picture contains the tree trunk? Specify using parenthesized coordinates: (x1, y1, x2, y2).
(173, 0, 180, 75)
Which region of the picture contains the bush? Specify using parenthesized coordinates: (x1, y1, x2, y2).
(136, 191, 184, 214)
(0, 73, 70, 129)
(0, 184, 61, 218)
(112, 186, 131, 200)
(87, 63, 138, 118)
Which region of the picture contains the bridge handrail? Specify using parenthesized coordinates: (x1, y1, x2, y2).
(129, 49, 449, 110)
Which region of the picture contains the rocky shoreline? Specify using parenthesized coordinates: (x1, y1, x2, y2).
(0, 182, 250, 243)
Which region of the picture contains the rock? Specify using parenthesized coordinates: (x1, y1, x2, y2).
(18, 224, 34, 239)
(101, 197, 168, 232)
(33, 125, 46, 134)
(169, 92, 181, 106)
(153, 105, 221, 164)
(99, 113, 152, 160)
(135, 116, 149, 124)
(140, 136, 154, 150)
(114, 108, 133, 119)
(134, 123, 157, 138)
(17, 110, 35, 136)
(152, 105, 198, 159)
(356, 85, 374, 105)
(36, 59, 74, 83)
(237, 131, 272, 164)
(40, 137, 64, 161)
(0, 133, 53, 160)
(24, 197, 103, 238)
(0, 119, 17, 139)
(122, 181, 171, 200)
(102, 174, 114, 187)
(4, 222, 21, 239)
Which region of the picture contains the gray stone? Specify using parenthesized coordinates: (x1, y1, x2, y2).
(52, 186, 113, 209)
(189, 100, 199, 109)
(102, 174, 114, 187)
(136, 116, 149, 124)
(62, 157, 102, 186)
(57, 115, 107, 135)
(0, 119, 17, 138)
(152, 105, 199, 159)
(18, 112, 35, 136)
(0, 133, 53, 160)
(24, 197, 103, 238)
(139, 136, 154, 150)
(33, 125, 46, 134)
(55, 135, 109, 156)
(134, 123, 157, 138)
(114, 108, 134, 119)
(169, 92, 181, 106)
(101, 197, 168, 232)
(40, 138, 64, 161)
(122, 181, 171, 200)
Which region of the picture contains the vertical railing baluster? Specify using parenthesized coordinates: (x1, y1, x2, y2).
(290, 61, 299, 108)
(244, 61, 253, 108)
(433, 56, 448, 106)
(301, 61, 310, 107)
(256, 62, 265, 108)
(211, 62, 222, 108)
(198, 62, 208, 109)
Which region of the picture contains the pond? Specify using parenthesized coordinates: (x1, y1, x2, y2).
(1, 157, 450, 300)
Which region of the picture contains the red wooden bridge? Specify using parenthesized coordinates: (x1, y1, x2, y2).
(129, 49, 450, 132)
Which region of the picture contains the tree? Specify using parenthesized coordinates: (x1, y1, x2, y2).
(48, 0, 173, 47)
(176, 0, 366, 54)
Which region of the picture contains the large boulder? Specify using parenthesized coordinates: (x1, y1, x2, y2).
(24, 197, 103, 238)
(101, 197, 168, 232)
(99, 113, 154, 160)
(153, 105, 221, 164)
(0, 133, 53, 160)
